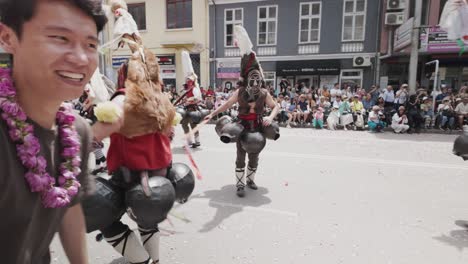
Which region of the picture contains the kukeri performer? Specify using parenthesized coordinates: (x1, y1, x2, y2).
(81, 1, 195, 263)
(204, 25, 280, 197)
(177, 50, 208, 148)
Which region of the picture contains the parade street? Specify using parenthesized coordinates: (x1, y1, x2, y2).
(51, 126, 468, 264)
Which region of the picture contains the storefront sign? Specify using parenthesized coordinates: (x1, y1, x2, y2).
(394, 18, 413, 52)
(160, 65, 176, 79)
(277, 60, 340, 76)
(217, 61, 240, 79)
(420, 26, 468, 53)
(112, 55, 176, 68)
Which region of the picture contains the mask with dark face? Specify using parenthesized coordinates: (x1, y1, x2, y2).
(244, 69, 263, 102)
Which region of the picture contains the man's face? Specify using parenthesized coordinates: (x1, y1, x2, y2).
(387, 86, 392, 91)
(463, 98, 468, 104)
(2, 1, 99, 102)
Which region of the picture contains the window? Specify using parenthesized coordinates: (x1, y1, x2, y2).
(299, 2, 322, 43)
(342, 0, 366, 41)
(340, 69, 363, 88)
(225, 8, 243, 47)
(128, 3, 146, 30)
(257, 5, 278, 46)
(264, 72, 276, 90)
(166, 0, 192, 29)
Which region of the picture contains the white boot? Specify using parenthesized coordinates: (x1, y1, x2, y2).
(105, 229, 150, 264)
(236, 168, 246, 197)
(246, 167, 258, 190)
(139, 227, 160, 264)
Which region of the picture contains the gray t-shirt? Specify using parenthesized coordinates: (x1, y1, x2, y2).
(0, 113, 93, 264)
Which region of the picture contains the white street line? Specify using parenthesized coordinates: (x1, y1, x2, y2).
(203, 148, 468, 170)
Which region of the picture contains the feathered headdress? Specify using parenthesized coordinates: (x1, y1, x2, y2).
(234, 25, 264, 88)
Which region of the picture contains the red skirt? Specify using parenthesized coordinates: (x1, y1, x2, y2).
(107, 132, 172, 173)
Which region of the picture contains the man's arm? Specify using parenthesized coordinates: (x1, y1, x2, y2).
(205, 90, 239, 119)
(264, 92, 280, 125)
(59, 204, 88, 264)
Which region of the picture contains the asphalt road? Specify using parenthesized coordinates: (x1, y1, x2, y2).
(51, 125, 468, 264)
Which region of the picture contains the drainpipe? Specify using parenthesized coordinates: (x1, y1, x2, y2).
(212, 0, 218, 87)
(374, 0, 383, 86)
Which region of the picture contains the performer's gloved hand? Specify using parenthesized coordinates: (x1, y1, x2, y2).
(204, 113, 213, 122)
(92, 115, 124, 142)
(263, 116, 273, 127)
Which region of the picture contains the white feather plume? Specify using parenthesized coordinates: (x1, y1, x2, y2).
(439, 0, 468, 41)
(234, 25, 253, 55)
(181, 50, 202, 100)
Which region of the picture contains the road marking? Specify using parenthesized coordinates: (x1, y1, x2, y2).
(201, 148, 468, 171)
(191, 198, 299, 217)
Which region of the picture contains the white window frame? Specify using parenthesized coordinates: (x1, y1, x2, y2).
(264, 71, 276, 91)
(339, 69, 363, 88)
(224, 8, 244, 48)
(298, 2, 322, 44)
(341, 0, 367, 42)
(257, 5, 278, 46)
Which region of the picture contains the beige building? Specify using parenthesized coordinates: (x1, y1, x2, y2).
(103, 0, 211, 91)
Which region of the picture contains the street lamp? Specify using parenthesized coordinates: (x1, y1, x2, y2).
(426, 60, 439, 117)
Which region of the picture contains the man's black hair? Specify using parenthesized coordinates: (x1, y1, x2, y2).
(0, 0, 108, 37)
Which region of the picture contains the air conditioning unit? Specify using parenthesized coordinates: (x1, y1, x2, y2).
(353, 56, 372, 67)
(387, 0, 406, 10)
(385, 12, 405, 25)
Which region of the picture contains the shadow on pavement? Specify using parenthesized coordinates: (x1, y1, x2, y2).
(108, 257, 128, 264)
(433, 220, 468, 251)
(191, 185, 272, 233)
(371, 130, 459, 143)
(171, 146, 204, 155)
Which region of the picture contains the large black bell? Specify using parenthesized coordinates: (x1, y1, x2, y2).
(453, 128, 468, 160)
(176, 107, 187, 119)
(215, 115, 233, 136)
(166, 163, 195, 204)
(188, 110, 202, 124)
(200, 109, 210, 119)
(220, 122, 244, 143)
(240, 132, 266, 154)
(82, 177, 126, 233)
(125, 176, 176, 229)
(263, 122, 280, 141)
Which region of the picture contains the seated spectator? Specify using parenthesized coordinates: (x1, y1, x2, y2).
(406, 94, 424, 133)
(368, 105, 386, 132)
(339, 95, 353, 130)
(361, 93, 373, 110)
(297, 95, 310, 125)
(313, 107, 325, 129)
(438, 97, 456, 131)
(391, 106, 410, 133)
(455, 96, 468, 129)
(205, 95, 215, 110)
(420, 96, 434, 129)
(327, 106, 340, 130)
(333, 95, 343, 109)
(377, 97, 385, 109)
(288, 97, 299, 126)
(351, 95, 366, 129)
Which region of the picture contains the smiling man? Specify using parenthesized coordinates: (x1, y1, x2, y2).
(0, 0, 111, 263)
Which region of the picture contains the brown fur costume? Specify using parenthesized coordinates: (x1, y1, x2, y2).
(118, 34, 175, 137)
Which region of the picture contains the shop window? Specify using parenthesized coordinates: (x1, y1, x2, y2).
(128, 3, 146, 30)
(166, 0, 192, 29)
(264, 72, 276, 90)
(340, 69, 363, 89)
(225, 8, 243, 47)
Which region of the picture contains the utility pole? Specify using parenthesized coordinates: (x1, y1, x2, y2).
(408, 0, 423, 95)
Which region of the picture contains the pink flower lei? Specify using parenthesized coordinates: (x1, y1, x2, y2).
(0, 68, 81, 208)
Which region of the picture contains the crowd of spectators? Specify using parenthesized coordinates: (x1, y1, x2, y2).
(165, 81, 468, 134)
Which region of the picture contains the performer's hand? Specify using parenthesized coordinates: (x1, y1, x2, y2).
(204, 113, 213, 122)
(263, 117, 273, 127)
(92, 116, 124, 142)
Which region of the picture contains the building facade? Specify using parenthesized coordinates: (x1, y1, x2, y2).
(379, 0, 468, 90)
(210, 0, 381, 92)
(107, 0, 211, 91)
